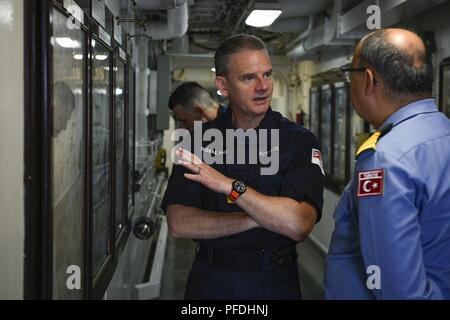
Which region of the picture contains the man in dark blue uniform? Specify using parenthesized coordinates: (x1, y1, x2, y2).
(325, 28, 450, 299)
(168, 81, 226, 129)
(162, 34, 325, 299)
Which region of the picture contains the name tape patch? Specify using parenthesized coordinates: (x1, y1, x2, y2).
(357, 169, 384, 197)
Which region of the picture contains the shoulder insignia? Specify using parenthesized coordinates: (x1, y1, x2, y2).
(355, 123, 393, 159)
(356, 131, 380, 159)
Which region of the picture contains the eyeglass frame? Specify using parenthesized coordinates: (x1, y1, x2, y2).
(341, 67, 367, 84)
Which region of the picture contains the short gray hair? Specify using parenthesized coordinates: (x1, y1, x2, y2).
(214, 34, 267, 76)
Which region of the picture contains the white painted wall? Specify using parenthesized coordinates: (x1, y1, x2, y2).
(0, 0, 24, 299)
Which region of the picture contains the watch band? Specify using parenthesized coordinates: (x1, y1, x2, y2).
(227, 180, 246, 203)
(227, 190, 240, 202)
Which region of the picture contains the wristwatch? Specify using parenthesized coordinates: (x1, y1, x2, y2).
(227, 180, 247, 202)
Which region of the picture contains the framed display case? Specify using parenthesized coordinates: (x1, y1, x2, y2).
(348, 107, 367, 179)
(113, 48, 127, 241)
(439, 57, 450, 118)
(89, 18, 115, 296)
(320, 84, 333, 175)
(128, 65, 136, 215)
(309, 87, 320, 138)
(50, 2, 87, 300)
(333, 82, 346, 184)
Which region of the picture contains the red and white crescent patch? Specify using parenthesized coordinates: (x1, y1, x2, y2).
(357, 169, 384, 197)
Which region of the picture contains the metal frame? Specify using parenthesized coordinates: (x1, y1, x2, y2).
(24, 0, 137, 300)
(52, 0, 90, 299)
(439, 57, 450, 117)
(24, 0, 51, 300)
(112, 44, 129, 247)
(88, 15, 116, 299)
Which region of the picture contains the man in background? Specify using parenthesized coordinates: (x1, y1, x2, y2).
(168, 81, 225, 129)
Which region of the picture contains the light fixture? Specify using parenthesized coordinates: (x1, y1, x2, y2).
(211, 67, 216, 72)
(95, 54, 108, 61)
(54, 37, 81, 48)
(73, 54, 83, 60)
(245, 2, 282, 28)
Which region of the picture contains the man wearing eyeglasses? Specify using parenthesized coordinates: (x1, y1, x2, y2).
(325, 28, 450, 299)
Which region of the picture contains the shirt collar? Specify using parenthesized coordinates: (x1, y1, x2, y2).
(220, 105, 275, 130)
(217, 104, 227, 115)
(379, 98, 438, 131)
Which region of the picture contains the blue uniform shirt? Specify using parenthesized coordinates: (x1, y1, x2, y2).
(325, 99, 450, 299)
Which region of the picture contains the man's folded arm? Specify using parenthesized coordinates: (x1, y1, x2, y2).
(166, 204, 259, 239)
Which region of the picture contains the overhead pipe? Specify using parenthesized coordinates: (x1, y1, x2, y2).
(138, 0, 186, 10)
(145, 0, 189, 40)
(287, 1, 354, 59)
(286, 14, 315, 50)
(266, 16, 310, 34)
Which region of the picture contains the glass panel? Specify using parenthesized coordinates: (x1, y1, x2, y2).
(320, 86, 332, 173)
(442, 65, 450, 117)
(349, 107, 366, 177)
(333, 85, 346, 182)
(51, 8, 85, 299)
(309, 88, 320, 137)
(114, 58, 126, 238)
(91, 41, 111, 279)
(128, 68, 136, 212)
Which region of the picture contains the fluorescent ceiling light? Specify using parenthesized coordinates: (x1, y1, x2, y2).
(55, 37, 81, 48)
(211, 67, 216, 72)
(103, 67, 118, 71)
(73, 54, 83, 60)
(245, 9, 282, 27)
(95, 54, 108, 61)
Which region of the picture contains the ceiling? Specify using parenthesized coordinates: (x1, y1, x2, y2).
(130, 0, 332, 55)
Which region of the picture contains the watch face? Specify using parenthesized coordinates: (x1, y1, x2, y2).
(234, 181, 246, 193)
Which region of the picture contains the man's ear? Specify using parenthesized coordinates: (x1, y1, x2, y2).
(194, 105, 206, 118)
(215, 76, 228, 97)
(364, 68, 377, 94)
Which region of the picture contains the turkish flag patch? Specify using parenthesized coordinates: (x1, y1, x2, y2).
(357, 169, 384, 197)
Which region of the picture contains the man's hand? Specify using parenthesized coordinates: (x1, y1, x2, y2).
(176, 147, 234, 195)
(175, 148, 317, 242)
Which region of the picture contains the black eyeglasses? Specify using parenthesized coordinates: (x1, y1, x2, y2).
(341, 67, 367, 84)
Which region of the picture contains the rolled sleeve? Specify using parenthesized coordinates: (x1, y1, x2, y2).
(161, 162, 203, 212)
(280, 134, 325, 222)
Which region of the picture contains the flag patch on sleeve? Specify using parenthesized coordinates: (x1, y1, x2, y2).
(311, 148, 325, 176)
(357, 169, 384, 197)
